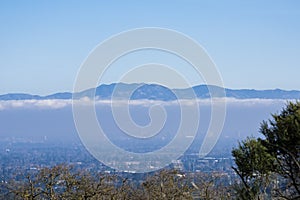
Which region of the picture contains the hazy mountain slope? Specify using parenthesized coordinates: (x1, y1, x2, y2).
(1, 83, 300, 100)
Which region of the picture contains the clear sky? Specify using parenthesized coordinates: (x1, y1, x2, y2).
(1, 1, 300, 95)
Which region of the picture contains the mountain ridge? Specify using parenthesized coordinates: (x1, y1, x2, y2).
(1, 83, 300, 101)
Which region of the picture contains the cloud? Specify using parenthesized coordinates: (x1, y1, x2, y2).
(0, 100, 72, 110)
(0, 98, 291, 111)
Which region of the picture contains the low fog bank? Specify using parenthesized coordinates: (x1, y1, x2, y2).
(0, 98, 288, 156)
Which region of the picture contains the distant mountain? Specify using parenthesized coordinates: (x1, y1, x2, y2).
(1, 83, 300, 100)
(0, 92, 72, 101)
(0, 93, 42, 100)
(44, 92, 72, 100)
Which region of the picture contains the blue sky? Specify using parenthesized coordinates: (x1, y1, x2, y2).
(1, 1, 300, 95)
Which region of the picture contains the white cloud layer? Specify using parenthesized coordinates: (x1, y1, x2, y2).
(0, 98, 291, 110)
(0, 100, 72, 110)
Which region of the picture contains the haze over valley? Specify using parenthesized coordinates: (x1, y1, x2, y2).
(0, 83, 291, 157)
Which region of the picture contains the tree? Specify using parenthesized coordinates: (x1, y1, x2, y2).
(232, 102, 300, 199)
(260, 101, 300, 198)
(232, 138, 274, 199)
(190, 171, 234, 199)
(141, 169, 193, 200)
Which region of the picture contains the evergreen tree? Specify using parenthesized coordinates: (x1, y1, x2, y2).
(232, 102, 300, 199)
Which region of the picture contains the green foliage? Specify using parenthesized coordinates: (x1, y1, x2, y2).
(232, 101, 300, 199)
(232, 138, 274, 179)
(232, 138, 274, 199)
(260, 102, 300, 198)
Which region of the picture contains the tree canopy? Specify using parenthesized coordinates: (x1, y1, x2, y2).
(232, 101, 300, 199)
